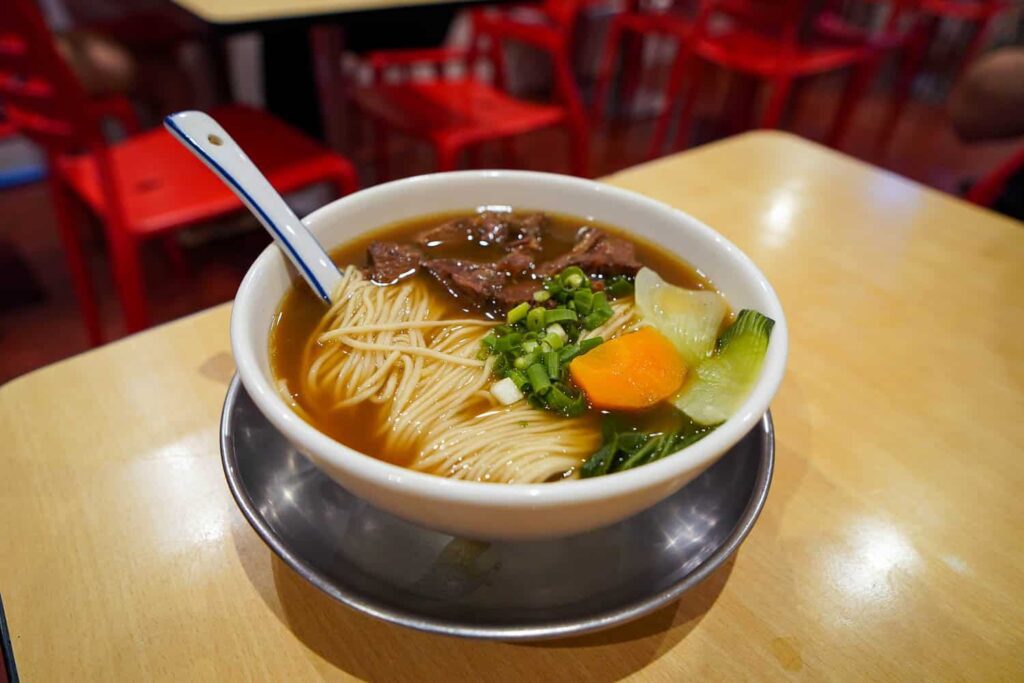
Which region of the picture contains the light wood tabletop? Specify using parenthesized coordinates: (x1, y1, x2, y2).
(2, 131, 1022, 680)
(169, 0, 483, 24)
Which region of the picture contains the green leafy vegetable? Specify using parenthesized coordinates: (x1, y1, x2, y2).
(580, 413, 718, 478)
(673, 309, 775, 425)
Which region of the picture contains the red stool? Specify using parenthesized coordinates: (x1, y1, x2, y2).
(0, 0, 358, 343)
(351, 4, 590, 178)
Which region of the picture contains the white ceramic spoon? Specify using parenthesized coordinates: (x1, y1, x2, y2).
(164, 110, 341, 304)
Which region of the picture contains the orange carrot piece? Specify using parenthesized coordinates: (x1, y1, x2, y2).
(569, 327, 686, 411)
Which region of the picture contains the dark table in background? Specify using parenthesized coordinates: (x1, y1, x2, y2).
(169, 0, 487, 144)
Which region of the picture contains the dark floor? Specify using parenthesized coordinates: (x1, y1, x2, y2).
(0, 76, 1020, 384)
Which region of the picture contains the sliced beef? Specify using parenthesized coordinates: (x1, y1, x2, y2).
(422, 259, 507, 311)
(506, 212, 545, 252)
(366, 241, 422, 284)
(492, 279, 542, 311)
(415, 212, 547, 252)
(474, 212, 517, 246)
(536, 227, 642, 278)
(494, 248, 535, 276)
(415, 217, 477, 247)
(422, 259, 541, 313)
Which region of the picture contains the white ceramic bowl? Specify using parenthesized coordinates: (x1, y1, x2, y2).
(231, 170, 787, 540)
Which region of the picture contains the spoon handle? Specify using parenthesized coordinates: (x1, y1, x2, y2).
(164, 110, 341, 304)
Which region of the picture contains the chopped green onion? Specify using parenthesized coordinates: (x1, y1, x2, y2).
(506, 301, 530, 325)
(506, 368, 528, 389)
(558, 344, 580, 363)
(582, 311, 609, 330)
(544, 350, 560, 379)
(572, 289, 594, 315)
(513, 351, 539, 370)
(559, 266, 588, 288)
(542, 332, 564, 350)
(526, 363, 551, 395)
(493, 333, 522, 352)
(544, 308, 578, 325)
(479, 265, 630, 420)
(493, 354, 508, 374)
(546, 322, 567, 340)
(526, 307, 546, 332)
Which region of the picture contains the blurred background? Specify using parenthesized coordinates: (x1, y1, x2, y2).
(1, 0, 1021, 383)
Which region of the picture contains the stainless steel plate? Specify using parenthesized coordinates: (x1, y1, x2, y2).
(221, 376, 773, 640)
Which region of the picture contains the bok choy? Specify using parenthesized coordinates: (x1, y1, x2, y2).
(634, 267, 728, 368)
(673, 309, 775, 425)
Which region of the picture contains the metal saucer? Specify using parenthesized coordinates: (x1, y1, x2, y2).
(221, 376, 774, 640)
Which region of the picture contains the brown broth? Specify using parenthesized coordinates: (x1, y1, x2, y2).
(270, 210, 722, 470)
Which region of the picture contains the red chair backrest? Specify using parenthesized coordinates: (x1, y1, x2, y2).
(821, 0, 920, 31)
(714, 0, 806, 23)
(542, 0, 590, 28)
(698, 0, 821, 44)
(0, 0, 101, 153)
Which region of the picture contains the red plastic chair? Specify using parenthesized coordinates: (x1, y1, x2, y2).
(880, 0, 1012, 147)
(600, 0, 879, 156)
(813, 0, 919, 147)
(593, 1, 694, 126)
(967, 146, 1024, 208)
(815, 0, 918, 47)
(350, 3, 590, 178)
(0, 0, 358, 343)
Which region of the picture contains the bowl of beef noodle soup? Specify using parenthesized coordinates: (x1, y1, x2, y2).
(231, 171, 787, 540)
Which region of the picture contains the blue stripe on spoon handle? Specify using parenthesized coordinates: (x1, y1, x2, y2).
(164, 110, 341, 304)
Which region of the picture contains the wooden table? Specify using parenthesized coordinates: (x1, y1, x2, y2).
(2, 132, 1022, 680)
